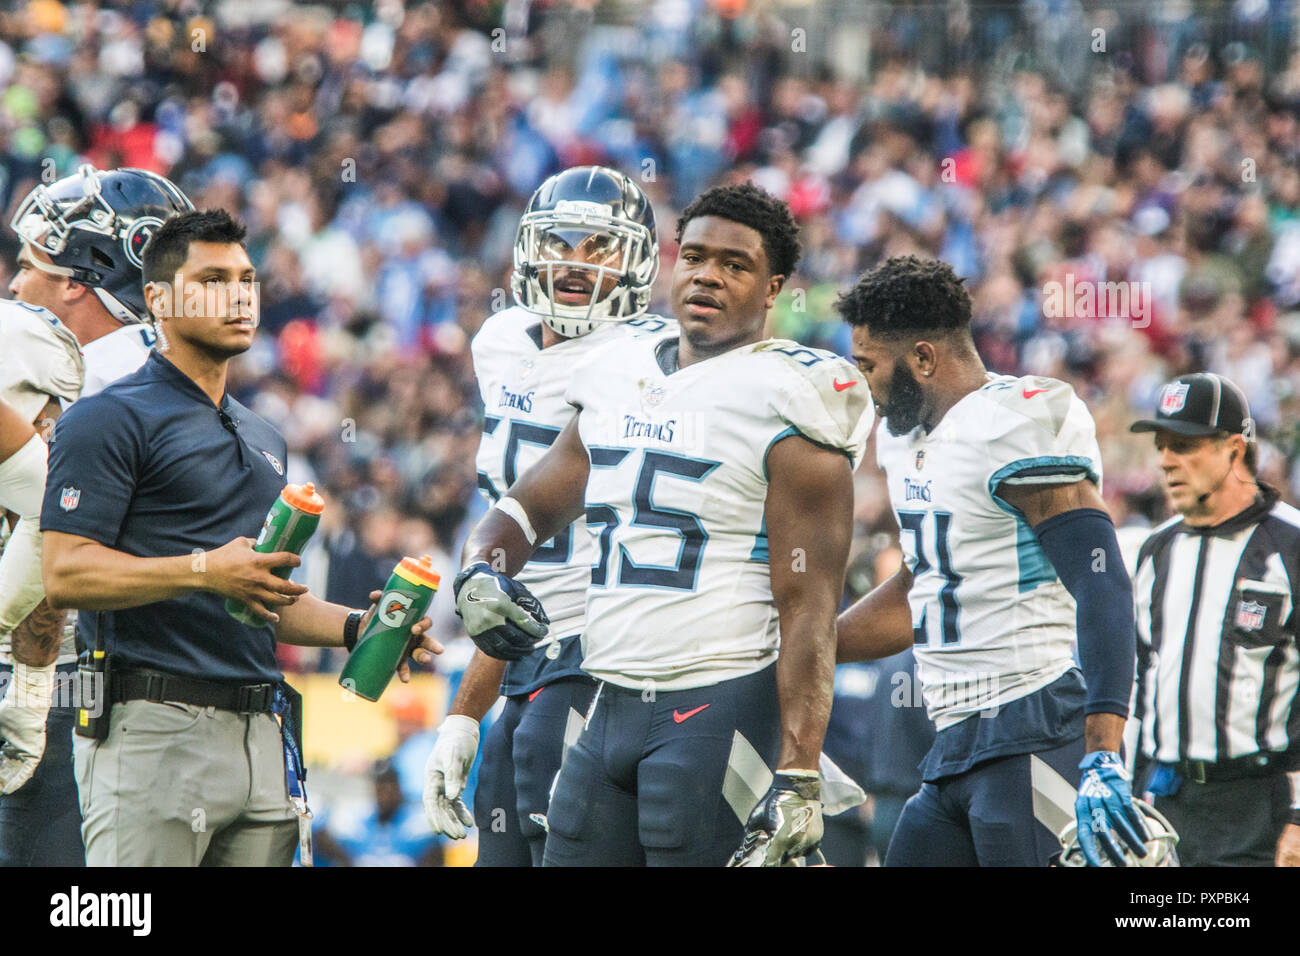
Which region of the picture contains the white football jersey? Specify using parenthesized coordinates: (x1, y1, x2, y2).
(0, 319, 151, 666)
(566, 333, 873, 691)
(876, 374, 1102, 729)
(472, 307, 677, 644)
(80, 322, 154, 398)
(0, 299, 83, 421)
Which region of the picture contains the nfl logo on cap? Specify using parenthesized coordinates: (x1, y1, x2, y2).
(59, 486, 80, 511)
(1236, 600, 1266, 632)
(1160, 383, 1190, 415)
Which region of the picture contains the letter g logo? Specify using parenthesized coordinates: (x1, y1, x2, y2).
(378, 591, 413, 628)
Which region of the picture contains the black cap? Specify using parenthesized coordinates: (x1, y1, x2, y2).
(1130, 373, 1255, 439)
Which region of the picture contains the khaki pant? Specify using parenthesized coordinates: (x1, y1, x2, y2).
(75, 699, 298, 866)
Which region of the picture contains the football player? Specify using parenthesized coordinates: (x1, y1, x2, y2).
(452, 183, 872, 866)
(422, 165, 668, 866)
(0, 165, 192, 865)
(836, 255, 1147, 867)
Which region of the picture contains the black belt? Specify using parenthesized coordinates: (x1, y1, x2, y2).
(1171, 750, 1290, 784)
(111, 669, 277, 714)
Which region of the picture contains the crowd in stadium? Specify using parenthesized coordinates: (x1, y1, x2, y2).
(3, 0, 1300, 863)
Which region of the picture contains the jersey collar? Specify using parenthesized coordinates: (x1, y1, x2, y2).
(1179, 482, 1279, 537)
(145, 350, 234, 413)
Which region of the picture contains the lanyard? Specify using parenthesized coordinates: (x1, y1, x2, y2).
(273, 683, 314, 865)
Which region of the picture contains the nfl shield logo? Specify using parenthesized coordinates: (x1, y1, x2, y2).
(59, 486, 80, 511)
(261, 451, 284, 476)
(1160, 383, 1190, 415)
(915, 450, 926, 471)
(646, 385, 665, 408)
(519, 359, 534, 379)
(1236, 600, 1267, 631)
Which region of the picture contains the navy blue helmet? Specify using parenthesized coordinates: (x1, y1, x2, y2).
(10, 164, 193, 324)
(512, 165, 658, 337)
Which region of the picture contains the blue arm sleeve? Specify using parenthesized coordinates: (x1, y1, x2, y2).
(1033, 507, 1135, 718)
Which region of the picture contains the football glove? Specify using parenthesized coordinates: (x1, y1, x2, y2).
(453, 562, 549, 661)
(1075, 750, 1150, 867)
(727, 770, 823, 867)
(0, 661, 54, 794)
(422, 715, 479, 839)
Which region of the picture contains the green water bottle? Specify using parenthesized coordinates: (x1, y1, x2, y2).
(339, 554, 442, 702)
(225, 482, 325, 626)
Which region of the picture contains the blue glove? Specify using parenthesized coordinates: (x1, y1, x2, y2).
(452, 562, 549, 661)
(1075, 751, 1149, 866)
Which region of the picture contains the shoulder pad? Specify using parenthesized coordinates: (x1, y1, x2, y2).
(472, 306, 531, 345)
(754, 339, 875, 468)
(980, 375, 1077, 439)
(620, 314, 678, 339)
(0, 300, 84, 417)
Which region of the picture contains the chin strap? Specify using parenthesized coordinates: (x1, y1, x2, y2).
(92, 288, 143, 326)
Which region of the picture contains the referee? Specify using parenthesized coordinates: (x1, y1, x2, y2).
(1130, 372, 1300, 866)
(39, 209, 441, 866)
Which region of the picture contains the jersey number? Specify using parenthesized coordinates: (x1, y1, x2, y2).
(898, 510, 963, 646)
(768, 345, 827, 367)
(588, 449, 719, 591)
(478, 417, 573, 564)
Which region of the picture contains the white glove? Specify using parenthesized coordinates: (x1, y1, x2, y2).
(0, 661, 54, 794)
(422, 714, 480, 839)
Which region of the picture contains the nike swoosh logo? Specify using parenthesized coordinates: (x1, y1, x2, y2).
(790, 806, 815, 834)
(832, 379, 857, 392)
(1022, 387, 1049, 398)
(673, 704, 710, 723)
(464, 593, 484, 602)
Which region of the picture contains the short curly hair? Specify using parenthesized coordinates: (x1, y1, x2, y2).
(836, 255, 971, 339)
(675, 183, 801, 278)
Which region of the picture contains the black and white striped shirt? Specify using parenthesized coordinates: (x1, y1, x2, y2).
(1133, 485, 1300, 764)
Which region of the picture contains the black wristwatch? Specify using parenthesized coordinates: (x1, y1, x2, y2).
(343, 610, 364, 652)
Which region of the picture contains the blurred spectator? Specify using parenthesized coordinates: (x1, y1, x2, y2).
(314, 760, 443, 867)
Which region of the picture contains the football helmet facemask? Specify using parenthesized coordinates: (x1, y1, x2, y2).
(11, 164, 193, 325)
(511, 165, 658, 338)
(1055, 800, 1180, 867)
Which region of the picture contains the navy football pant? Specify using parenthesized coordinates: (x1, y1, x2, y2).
(473, 676, 597, 867)
(0, 662, 85, 866)
(543, 663, 781, 867)
(1151, 769, 1291, 866)
(885, 734, 1084, 867)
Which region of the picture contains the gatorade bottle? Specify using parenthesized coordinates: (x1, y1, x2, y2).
(225, 482, 325, 626)
(338, 555, 441, 702)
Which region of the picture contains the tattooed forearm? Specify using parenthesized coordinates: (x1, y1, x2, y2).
(10, 598, 65, 666)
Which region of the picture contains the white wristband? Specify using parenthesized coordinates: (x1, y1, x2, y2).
(494, 495, 538, 547)
(1288, 769, 1300, 810)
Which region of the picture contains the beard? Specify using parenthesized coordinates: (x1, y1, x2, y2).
(880, 359, 926, 436)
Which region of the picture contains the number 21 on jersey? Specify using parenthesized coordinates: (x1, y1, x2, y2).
(897, 510, 964, 646)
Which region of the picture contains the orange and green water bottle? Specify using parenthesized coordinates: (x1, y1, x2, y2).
(339, 555, 442, 702)
(225, 482, 325, 626)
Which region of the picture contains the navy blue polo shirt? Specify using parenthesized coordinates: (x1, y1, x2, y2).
(41, 351, 289, 683)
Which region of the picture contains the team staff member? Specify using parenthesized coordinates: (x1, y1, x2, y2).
(1130, 373, 1300, 866)
(0, 165, 192, 867)
(40, 209, 442, 866)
